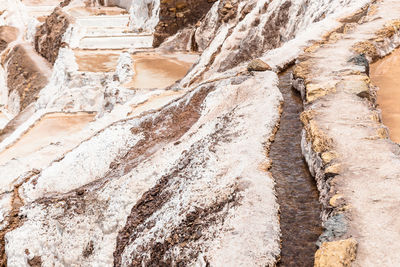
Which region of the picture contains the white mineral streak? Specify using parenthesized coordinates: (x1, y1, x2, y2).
(0, 193, 12, 231)
(263, 0, 372, 69)
(1, 0, 29, 29)
(7, 71, 282, 267)
(35, 48, 79, 110)
(24, 17, 39, 44)
(114, 52, 134, 83)
(0, 66, 8, 107)
(129, 0, 160, 33)
(21, 121, 143, 202)
(183, 0, 372, 85)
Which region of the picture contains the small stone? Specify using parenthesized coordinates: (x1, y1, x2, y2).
(377, 127, 389, 139)
(348, 53, 369, 74)
(329, 194, 345, 207)
(224, 2, 233, 9)
(176, 2, 187, 9)
(321, 151, 338, 164)
(306, 81, 336, 102)
(336, 77, 370, 99)
(247, 59, 272, 72)
(315, 238, 358, 267)
(325, 164, 341, 177)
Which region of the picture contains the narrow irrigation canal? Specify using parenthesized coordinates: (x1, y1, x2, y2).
(270, 69, 323, 266)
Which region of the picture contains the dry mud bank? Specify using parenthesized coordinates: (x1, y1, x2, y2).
(0, 0, 395, 265)
(293, 0, 400, 265)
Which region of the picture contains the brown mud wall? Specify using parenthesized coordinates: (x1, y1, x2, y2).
(4, 45, 48, 111)
(34, 7, 71, 65)
(153, 0, 216, 47)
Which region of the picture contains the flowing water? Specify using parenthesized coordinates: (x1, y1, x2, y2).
(370, 48, 400, 143)
(270, 69, 323, 266)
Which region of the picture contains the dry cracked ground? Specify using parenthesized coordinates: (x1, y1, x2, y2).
(0, 0, 400, 266)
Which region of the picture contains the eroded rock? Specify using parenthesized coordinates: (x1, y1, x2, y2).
(153, 0, 216, 47)
(247, 59, 272, 72)
(314, 238, 357, 267)
(34, 7, 71, 64)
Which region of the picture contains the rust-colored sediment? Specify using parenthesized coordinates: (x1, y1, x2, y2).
(125, 54, 194, 89)
(74, 50, 122, 72)
(370, 48, 400, 143)
(67, 6, 128, 17)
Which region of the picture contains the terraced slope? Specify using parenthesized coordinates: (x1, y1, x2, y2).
(2, 0, 400, 266)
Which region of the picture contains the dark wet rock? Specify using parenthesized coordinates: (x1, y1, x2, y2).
(349, 53, 370, 75)
(247, 59, 272, 72)
(317, 214, 348, 247)
(27, 256, 42, 267)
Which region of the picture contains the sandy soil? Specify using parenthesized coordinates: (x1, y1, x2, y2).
(370, 48, 400, 143)
(0, 112, 94, 165)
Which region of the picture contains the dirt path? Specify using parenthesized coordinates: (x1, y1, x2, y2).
(293, 0, 400, 265)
